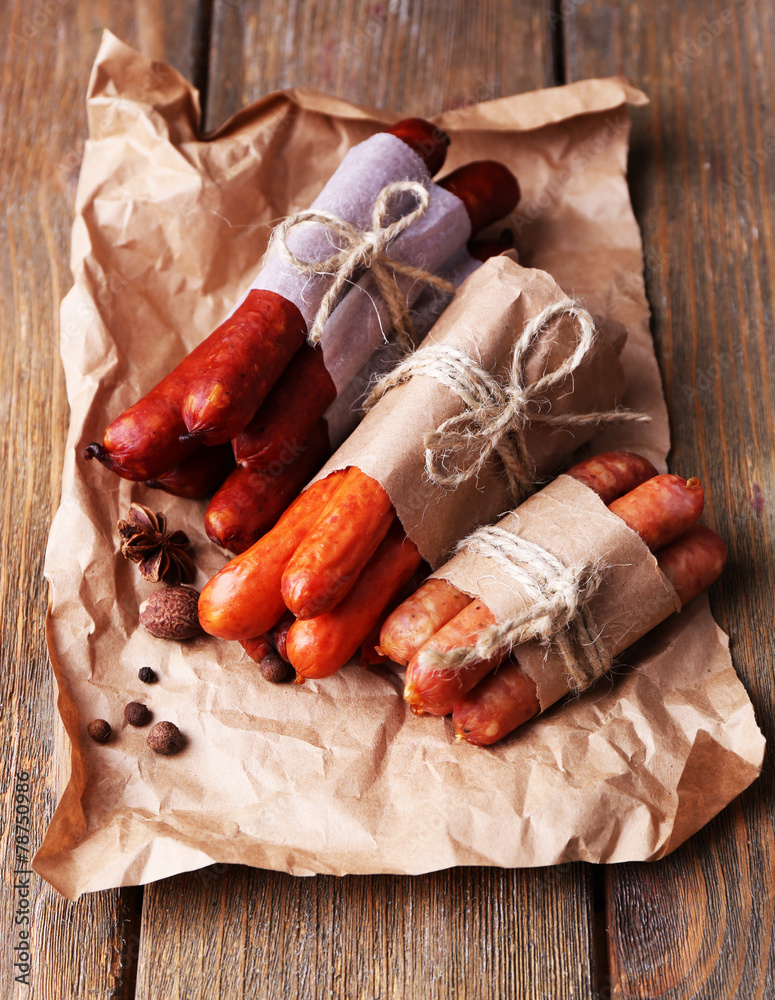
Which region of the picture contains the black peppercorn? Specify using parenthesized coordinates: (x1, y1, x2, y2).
(138, 667, 157, 684)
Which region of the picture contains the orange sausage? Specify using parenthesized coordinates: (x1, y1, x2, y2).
(608, 474, 704, 550)
(565, 451, 658, 506)
(383, 452, 658, 671)
(652, 523, 727, 605)
(378, 579, 474, 667)
(453, 523, 727, 746)
(281, 466, 395, 619)
(198, 469, 347, 640)
(286, 523, 422, 679)
(405, 472, 705, 714)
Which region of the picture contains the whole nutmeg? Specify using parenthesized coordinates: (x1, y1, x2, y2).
(87, 719, 112, 743)
(138, 666, 157, 684)
(139, 586, 202, 641)
(124, 701, 151, 727)
(260, 653, 293, 684)
(147, 721, 184, 756)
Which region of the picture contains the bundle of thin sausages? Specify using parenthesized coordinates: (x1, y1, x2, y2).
(199, 261, 633, 675)
(378, 451, 726, 746)
(83, 118, 521, 557)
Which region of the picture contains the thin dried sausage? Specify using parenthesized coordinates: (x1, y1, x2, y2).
(198, 469, 347, 640)
(281, 466, 395, 619)
(453, 522, 726, 745)
(286, 523, 422, 679)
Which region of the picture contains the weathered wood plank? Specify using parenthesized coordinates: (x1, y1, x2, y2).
(136, 863, 597, 1000)
(564, 2, 775, 997)
(136, 4, 601, 999)
(0, 4, 202, 998)
(204, 0, 556, 129)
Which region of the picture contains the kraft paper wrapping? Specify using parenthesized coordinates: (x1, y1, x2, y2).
(434, 475, 682, 711)
(315, 253, 628, 567)
(36, 31, 764, 899)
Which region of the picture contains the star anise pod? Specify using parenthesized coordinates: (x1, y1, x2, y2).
(117, 503, 194, 586)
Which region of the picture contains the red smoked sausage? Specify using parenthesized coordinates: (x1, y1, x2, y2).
(232, 344, 336, 469)
(85, 120, 449, 482)
(144, 443, 235, 499)
(205, 419, 331, 554)
(228, 161, 521, 483)
(180, 120, 452, 448)
(438, 161, 520, 234)
(180, 291, 308, 447)
(387, 118, 450, 176)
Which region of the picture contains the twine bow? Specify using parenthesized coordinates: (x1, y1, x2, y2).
(365, 300, 650, 504)
(423, 524, 612, 692)
(269, 180, 457, 352)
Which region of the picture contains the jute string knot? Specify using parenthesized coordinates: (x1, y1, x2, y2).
(364, 300, 650, 504)
(424, 524, 612, 692)
(269, 180, 457, 352)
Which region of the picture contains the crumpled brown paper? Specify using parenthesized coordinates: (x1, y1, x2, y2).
(316, 254, 628, 567)
(434, 475, 682, 710)
(35, 30, 764, 899)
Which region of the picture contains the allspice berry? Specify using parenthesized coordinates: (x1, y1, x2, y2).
(260, 653, 293, 684)
(147, 721, 184, 756)
(124, 701, 151, 727)
(139, 586, 202, 640)
(138, 667, 157, 684)
(87, 719, 112, 743)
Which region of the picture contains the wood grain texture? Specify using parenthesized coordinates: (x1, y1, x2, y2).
(564, 2, 775, 997)
(136, 864, 597, 1000)
(204, 0, 556, 129)
(0, 3, 201, 997)
(136, 4, 601, 999)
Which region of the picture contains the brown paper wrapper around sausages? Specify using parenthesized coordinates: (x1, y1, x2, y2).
(315, 253, 628, 568)
(37, 32, 763, 899)
(434, 476, 682, 711)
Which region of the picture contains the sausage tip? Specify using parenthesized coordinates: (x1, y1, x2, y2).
(82, 442, 115, 472)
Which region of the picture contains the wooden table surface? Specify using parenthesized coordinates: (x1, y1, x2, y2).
(2, 1, 773, 997)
